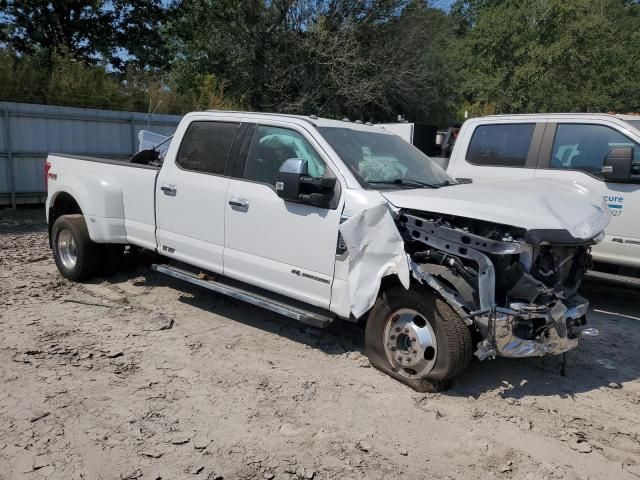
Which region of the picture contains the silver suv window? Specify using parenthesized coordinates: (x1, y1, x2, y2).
(550, 123, 640, 178)
(466, 123, 535, 168)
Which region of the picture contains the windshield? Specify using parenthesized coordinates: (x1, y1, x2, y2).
(319, 126, 455, 189)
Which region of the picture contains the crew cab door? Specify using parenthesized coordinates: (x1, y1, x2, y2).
(155, 119, 243, 274)
(447, 121, 545, 184)
(223, 123, 343, 309)
(534, 121, 640, 268)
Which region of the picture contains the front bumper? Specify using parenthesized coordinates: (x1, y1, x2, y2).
(475, 296, 595, 360)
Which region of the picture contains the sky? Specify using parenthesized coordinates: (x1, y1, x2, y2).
(434, 0, 456, 10)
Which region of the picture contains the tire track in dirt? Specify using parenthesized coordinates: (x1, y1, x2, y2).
(1, 209, 639, 479)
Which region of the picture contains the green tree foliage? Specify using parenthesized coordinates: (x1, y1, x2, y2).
(111, 0, 172, 70)
(450, 0, 640, 114)
(0, 1, 113, 63)
(0, 50, 50, 105)
(0, 49, 145, 110)
(0, 0, 168, 69)
(163, 0, 455, 122)
(1, 0, 639, 121)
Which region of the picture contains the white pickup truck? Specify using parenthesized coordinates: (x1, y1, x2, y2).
(46, 111, 609, 391)
(444, 113, 640, 276)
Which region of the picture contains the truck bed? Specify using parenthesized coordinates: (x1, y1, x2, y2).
(50, 153, 161, 169)
(47, 153, 160, 250)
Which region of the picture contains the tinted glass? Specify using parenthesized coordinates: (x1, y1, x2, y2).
(244, 126, 326, 186)
(319, 127, 453, 189)
(550, 124, 640, 177)
(176, 121, 240, 174)
(467, 124, 535, 167)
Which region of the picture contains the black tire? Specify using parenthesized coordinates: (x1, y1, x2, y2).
(365, 284, 473, 392)
(51, 214, 101, 281)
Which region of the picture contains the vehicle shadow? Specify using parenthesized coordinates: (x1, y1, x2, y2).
(107, 264, 640, 397)
(178, 290, 366, 357)
(120, 264, 366, 358)
(0, 206, 47, 233)
(450, 285, 640, 398)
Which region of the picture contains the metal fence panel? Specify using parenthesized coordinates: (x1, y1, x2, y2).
(0, 101, 182, 207)
(14, 156, 46, 193)
(0, 112, 6, 152)
(0, 157, 9, 192)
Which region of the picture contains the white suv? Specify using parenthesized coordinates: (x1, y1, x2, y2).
(446, 113, 640, 273)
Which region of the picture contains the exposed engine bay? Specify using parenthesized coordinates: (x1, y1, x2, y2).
(396, 210, 598, 359)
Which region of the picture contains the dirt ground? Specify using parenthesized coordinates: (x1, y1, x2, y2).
(1, 208, 639, 480)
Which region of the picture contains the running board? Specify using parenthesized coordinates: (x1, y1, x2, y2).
(151, 264, 335, 328)
(585, 270, 640, 289)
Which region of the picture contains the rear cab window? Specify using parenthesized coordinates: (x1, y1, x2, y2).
(176, 121, 241, 175)
(467, 123, 536, 167)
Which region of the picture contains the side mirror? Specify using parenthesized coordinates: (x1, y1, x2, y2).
(276, 158, 337, 207)
(602, 147, 633, 182)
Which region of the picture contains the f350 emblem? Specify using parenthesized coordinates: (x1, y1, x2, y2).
(291, 269, 330, 284)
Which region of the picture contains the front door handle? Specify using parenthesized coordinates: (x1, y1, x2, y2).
(161, 185, 177, 196)
(228, 198, 249, 211)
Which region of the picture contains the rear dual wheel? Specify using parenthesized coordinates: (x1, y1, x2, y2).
(365, 285, 473, 392)
(52, 215, 123, 281)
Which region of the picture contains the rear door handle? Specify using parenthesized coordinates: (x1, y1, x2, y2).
(161, 185, 177, 196)
(228, 198, 249, 211)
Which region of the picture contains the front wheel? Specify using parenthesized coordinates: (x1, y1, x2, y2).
(365, 285, 473, 392)
(52, 214, 101, 281)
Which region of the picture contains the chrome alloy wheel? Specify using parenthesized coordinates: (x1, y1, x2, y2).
(57, 229, 78, 270)
(383, 308, 437, 378)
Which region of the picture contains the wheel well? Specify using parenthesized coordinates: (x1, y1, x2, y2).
(48, 192, 83, 247)
(380, 274, 406, 293)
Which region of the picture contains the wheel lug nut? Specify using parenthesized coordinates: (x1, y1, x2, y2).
(412, 349, 417, 354)
(390, 335, 396, 340)
(391, 346, 397, 352)
(397, 356, 402, 362)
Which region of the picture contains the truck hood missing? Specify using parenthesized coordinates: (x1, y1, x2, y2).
(380, 178, 610, 243)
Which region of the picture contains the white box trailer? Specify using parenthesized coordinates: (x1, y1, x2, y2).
(377, 122, 456, 170)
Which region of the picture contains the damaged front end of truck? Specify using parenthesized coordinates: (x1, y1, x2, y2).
(397, 210, 602, 360)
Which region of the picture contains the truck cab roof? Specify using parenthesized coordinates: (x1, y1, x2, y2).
(466, 112, 640, 126)
(201, 110, 389, 133)
(472, 112, 625, 118)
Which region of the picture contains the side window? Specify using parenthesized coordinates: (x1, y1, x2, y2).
(243, 125, 326, 186)
(550, 124, 640, 177)
(467, 123, 535, 167)
(176, 121, 241, 174)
